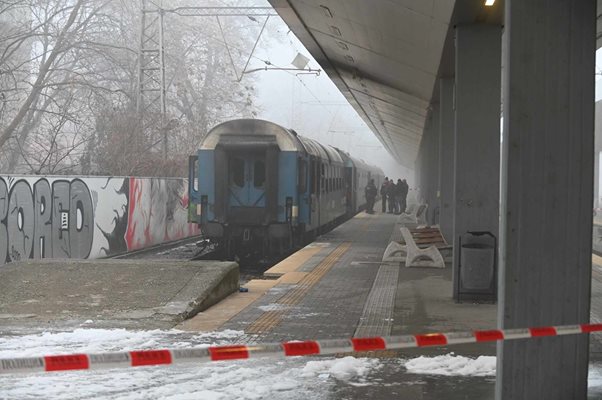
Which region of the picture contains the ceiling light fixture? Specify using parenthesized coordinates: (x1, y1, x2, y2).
(329, 25, 342, 36)
(484, 0, 495, 6)
(320, 5, 333, 18)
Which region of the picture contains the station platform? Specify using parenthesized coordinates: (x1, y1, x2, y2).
(179, 211, 498, 357)
(0, 259, 238, 332)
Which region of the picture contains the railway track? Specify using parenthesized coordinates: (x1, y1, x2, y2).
(108, 235, 216, 260)
(109, 235, 278, 285)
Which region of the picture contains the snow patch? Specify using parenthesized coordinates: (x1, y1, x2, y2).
(258, 303, 288, 312)
(589, 364, 602, 389)
(301, 356, 381, 380)
(0, 328, 245, 358)
(404, 354, 496, 377)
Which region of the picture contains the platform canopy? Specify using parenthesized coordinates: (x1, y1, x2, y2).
(270, 0, 602, 169)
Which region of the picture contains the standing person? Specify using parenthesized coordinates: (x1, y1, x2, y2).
(365, 179, 377, 214)
(380, 177, 389, 213)
(387, 179, 395, 213)
(400, 178, 409, 214)
(395, 179, 403, 214)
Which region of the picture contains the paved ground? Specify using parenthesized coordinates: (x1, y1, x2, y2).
(187, 213, 496, 352)
(4, 213, 602, 398)
(179, 211, 602, 399)
(0, 259, 238, 332)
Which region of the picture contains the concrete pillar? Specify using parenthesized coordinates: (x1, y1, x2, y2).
(497, 1, 594, 399)
(418, 106, 441, 224)
(594, 101, 602, 208)
(414, 150, 422, 203)
(438, 78, 455, 242)
(452, 25, 501, 300)
(594, 150, 600, 209)
(428, 105, 440, 225)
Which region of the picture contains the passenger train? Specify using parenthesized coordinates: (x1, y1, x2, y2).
(188, 119, 384, 260)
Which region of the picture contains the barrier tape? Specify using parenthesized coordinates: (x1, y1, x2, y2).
(2, 323, 601, 375)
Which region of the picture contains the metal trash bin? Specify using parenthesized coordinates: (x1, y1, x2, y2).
(456, 231, 497, 303)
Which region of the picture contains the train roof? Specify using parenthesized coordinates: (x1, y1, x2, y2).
(200, 119, 377, 170)
(335, 148, 384, 176)
(297, 136, 343, 164)
(201, 119, 304, 152)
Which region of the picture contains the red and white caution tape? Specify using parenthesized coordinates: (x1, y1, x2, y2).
(2, 323, 601, 375)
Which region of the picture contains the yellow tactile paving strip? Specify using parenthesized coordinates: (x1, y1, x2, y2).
(177, 279, 279, 332)
(179, 213, 374, 333)
(245, 242, 352, 334)
(276, 271, 308, 284)
(263, 245, 323, 277)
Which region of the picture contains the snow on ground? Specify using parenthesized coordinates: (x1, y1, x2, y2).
(0, 329, 382, 400)
(404, 353, 496, 377)
(589, 363, 602, 390)
(3, 329, 602, 399)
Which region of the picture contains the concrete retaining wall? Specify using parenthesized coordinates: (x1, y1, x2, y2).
(0, 176, 199, 265)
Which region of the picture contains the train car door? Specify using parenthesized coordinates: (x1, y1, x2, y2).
(228, 154, 266, 209)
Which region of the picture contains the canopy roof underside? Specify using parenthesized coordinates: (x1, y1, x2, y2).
(269, 0, 454, 168)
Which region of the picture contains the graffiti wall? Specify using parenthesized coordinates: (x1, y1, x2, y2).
(0, 176, 199, 265)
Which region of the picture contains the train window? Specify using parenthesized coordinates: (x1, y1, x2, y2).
(254, 160, 265, 187)
(188, 155, 199, 191)
(230, 157, 245, 187)
(298, 160, 307, 193)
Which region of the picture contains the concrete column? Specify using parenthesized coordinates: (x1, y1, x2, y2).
(418, 106, 441, 224)
(594, 150, 600, 209)
(438, 78, 455, 242)
(414, 150, 422, 203)
(594, 100, 602, 208)
(428, 105, 440, 225)
(452, 25, 501, 300)
(497, 1, 594, 399)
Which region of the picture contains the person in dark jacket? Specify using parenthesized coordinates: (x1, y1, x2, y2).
(394, 179, 403, 214)
(365, 179, 377, 214)
(400, 179, 409, 213)
(387, 179, 395, 213)
(380, 178, 389, 213)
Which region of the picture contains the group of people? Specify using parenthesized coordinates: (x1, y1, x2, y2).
(364, 177, 409, 214)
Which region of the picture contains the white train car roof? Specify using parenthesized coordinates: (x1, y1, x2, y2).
(348, 154, 384, 177)
(297, 136, 343, 164)
(200, 119, 304, 152)
(200, 119, 367, 169)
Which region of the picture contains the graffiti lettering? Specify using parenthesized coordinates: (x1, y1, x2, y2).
(0, 176, 198, 265)
(0, 178, 94, 264)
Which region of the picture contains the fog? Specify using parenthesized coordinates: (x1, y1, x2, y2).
(245, 3, 412, 182)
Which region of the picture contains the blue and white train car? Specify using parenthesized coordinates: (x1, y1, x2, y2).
(188, 119, 384, 260)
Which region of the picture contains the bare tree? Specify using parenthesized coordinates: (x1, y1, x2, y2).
(0, 0, 261, 176)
